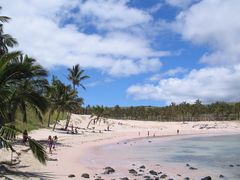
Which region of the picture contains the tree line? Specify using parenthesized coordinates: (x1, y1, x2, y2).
(84, 100, 240, 122)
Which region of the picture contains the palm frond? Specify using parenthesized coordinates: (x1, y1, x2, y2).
(0, 125, 16, 140)
(28, 138, 47, 165)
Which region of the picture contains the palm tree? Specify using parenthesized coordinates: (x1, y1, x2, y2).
(0, 8, 18, 55)
(67, 64, 89, 91)
(87, 106, 106, 129)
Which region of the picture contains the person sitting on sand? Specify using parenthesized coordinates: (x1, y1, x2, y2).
(75, 127, 78, 134)
(48, 135, 54, 154)
(22, 130, 28, 145)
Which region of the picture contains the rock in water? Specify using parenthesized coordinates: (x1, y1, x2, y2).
(68, 174, 75, 178)
(149, 170, 158, 175)
(201, 176, 212, 180)
(219, 174, 224, 178)
(128, 169, 138, 175)
(189, 167, 198, 170)
(81, 173, 90, 178)
(103, 167, 115, 174)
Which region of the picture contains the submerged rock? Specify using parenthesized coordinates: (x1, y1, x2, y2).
(103, 167, 115, 174)
(189, 167, 198, 170)
(81, 173, 90, 178)
(68, 174, 75, 178)
(219, 174, 224, 178)
(149, 170, 158, 175)
(229, 164, 234, 167)
(186, 163, 190, 167)
(201, 176, 212, 180)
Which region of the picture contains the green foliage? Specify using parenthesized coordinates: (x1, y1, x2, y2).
(85, 101, 240, 122)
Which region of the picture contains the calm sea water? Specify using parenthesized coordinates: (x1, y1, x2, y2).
(100, 134, 240, 179)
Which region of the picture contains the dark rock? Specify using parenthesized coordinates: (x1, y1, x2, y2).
(0, 165, 9, 173)
(68, 174, 75, 178)
(103, 167, 115, 174)
(189, 167, 198, 170)
(132, 164, 136, 166)
(186, 163, 190, 167)
(184, 178, 190, 180)
(95, 179, 104, 180)
(160, 174, 167, 178)
(229, 164, 234, 167)
(140, 165, 146, 169)
(148, 141, 152, 143)
(139, 169, 144, 172)
(158, 172, 162, 174)
(156, 164, 160, 166)
(201, 176, 212, 180)
(177, 174, 181, 176)
(129, 169, 138, 175)
(81, 173, 90, 178)
(155, 178, 160, 180)
(149, 170, 158, 175)
(236, 164, 240, 167)
(120, 178, 129, 180)
(168, 179, 174, 180)
(219, 174, 224, 178)
(144, 175, 151, 179)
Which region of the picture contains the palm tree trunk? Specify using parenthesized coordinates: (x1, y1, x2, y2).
(65, 113, 72, 130)
(47, 110, 52, 127)
(52, 111, 60, 131)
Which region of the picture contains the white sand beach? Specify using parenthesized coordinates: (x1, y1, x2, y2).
(1, 114, 240, 179)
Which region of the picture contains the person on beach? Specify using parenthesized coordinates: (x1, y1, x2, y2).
(53, 135, 58, 150)
(147, 131, 150, 136)
(22, 130, 28, 145)
(48, 135, 54, 154)
(177, 129, 179, 134)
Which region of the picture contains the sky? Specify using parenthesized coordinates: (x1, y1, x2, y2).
(2, 0, 240, 107)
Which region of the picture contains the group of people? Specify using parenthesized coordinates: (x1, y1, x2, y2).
(48, 135, 58, 154)
(22, 130, 58, 154)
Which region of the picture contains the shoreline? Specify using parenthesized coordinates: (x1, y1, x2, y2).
(1, 115, 240, 179)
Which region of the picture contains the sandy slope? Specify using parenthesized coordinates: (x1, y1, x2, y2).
(1, 114, 240, 179)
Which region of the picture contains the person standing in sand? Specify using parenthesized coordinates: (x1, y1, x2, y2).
(22, 130, 28, 145)
(48, 135, 54, 154)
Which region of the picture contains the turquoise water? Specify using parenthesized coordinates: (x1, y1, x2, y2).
(102, 134, 240, 179)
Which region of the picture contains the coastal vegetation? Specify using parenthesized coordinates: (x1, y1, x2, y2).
(84, 101, 240, 122)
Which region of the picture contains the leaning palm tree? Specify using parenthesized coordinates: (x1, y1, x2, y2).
(67, 64, 89, 91)
(87, 106, 107, 129)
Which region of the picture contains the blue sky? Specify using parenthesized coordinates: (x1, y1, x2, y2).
(3, 0, 240, 106)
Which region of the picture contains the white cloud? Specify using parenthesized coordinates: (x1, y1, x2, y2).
(127, 65, 240, 104)
(149, 67, 186, 81)
(1, 0, 168, 77)
(127, 0, 240, 104)
(78, 0, 151, 30)
(174, 0, 240, 65)
(165, 0, 198, 8)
